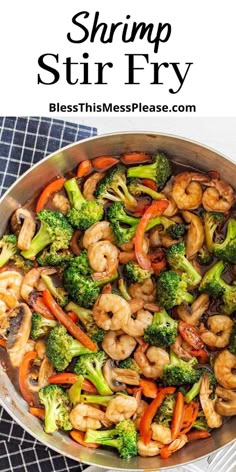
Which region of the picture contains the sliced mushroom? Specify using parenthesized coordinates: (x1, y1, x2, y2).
(11, 208, 36, 250)
(215, 386, 236, 416)
(182, 210, 204, 259)
(28, 356, 55, 393)
(7, 303, 32, 367)
(176, 294, 210, 327)
(103, 359, 126, 392)
(113, 368, 140, 386)
(52, 193, 70, 214)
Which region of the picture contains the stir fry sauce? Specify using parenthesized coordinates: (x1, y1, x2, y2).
(0, 151, 236, 459)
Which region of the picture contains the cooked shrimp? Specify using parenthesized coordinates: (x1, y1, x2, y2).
(123, 309, 153, 337)
(88, 240, 119, 280)
(200, 374, 222, 428)
(52, 193, 70, 214)
(21, 267, 56, 301)
(102, 330, 137, 360)
(83, 172, 105, 200)
(133, 400, 148, 430)
(182, 211, 204, 259)
(134, 344, 170, 379)
(176, 294, 210, 327)
(172, 172, 209, 210)
(162, 435, 188, 455)
(171, 335, 193, 361)
(202, 179, 235, 212)
(69, 404, 107, 432)
(199, 315, 233, 348)
(0, 271, 23, 300)
(163, 196, 178, 217)
(151, 424, 172, 445)
(83, 221, 114, 249)
(128, 298, 144, 314)
(137, 438, 161, 457)
(105, 393, 138, 423)
(93, 294, 131, 331)
(129, 278, 156, 302)
(214, 350, 236, 389)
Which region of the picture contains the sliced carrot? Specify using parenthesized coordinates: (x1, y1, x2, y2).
(29, 407, 45, 420)
(0, 339, 6, 348)
(171, 392, 185, 440)
(121, 152, 151, 165)
(142, 179, 158, 191)
(92, 156, 119, 170)
(77, 160, 92, 178)
(140, 379, 158, 398)
(70, 430, 100, 448)
(36, 177, 66, 213)
(67, 311, 78, 323)
(28, 291, 55, 320)
(19, 351, 37, 405)
(43, 290, 97, 351)
(180, 401, 199, 435)
(48, 373, 98, 393)
(187, 431, 211, 442)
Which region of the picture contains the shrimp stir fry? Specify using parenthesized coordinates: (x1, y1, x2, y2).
(1, 149, 236, 461)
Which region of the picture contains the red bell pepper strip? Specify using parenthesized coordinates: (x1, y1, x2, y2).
(171, 392, 185, 440)
(134, 200, 169, 270)
(29, 407, 45, 420)
(36, 177, 66, 213)
(142, 179, 158, 191)
(48, 373, 98, 393)
(190, 348, 208, 364)
(180, 401, 199, 435)
(77, 160, 92, 177)
(43, 290, 97, 351)
(187, 431, 211, 442)
(178, 321, 204, 350)
(70, 430, 100, 448)
(0, 339, 6, 348)
(139, 379, 158, 398)
(19, 351, 37, 405)
(139, 387, 176, 444)
(121, 152, 151, 165)
(150, 248, 167, 275)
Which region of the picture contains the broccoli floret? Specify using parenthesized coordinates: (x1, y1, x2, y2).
(64, 177, 104, 230)
(74, 351, 113, 395)
(119, 358, 141, 373)
(0, 234, 18, 268)
(157, 270, 194, 310)
(185, 370, 216, 404)
(143, 308, 178, 347)
(65, 301, 106, 343)
(85, 419, 137, 459)
(94, 164, 137, 211)
(40, 273, 68, 307)
(37, 248, 74, 267)
(21, 210, 73, 260)
(229, 324, 236, 355)
(128, 179, 166, 200)
(38, 385, 72, 434)
(166, 242, 202, 287)
(124, 261, 153, 284)
(30, 312, 57, 340)
(204, 211, 225, 253)
(197, 247, 214, 266)
(127, 152, 172, 190)
(200, 260, 236, 314)
(46, 324, 93, 371)
(162, 350, 200, 386)
(210, 218, 236, 263)
(107, 201, 140, 245)
(64, 266, 118, 308)
(154, 393, 175, 427)
(193, 411, 209, 431)
(69, 249, 92, 276)
(166, 224, 186, 240)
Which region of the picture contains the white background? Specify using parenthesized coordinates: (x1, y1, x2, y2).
(0, 0, 236, 115)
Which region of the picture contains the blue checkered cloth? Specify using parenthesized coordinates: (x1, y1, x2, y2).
(0, 116, 97, 472)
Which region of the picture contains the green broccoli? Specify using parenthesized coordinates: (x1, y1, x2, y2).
(107, 201, 140, 245)
(74, 351, 113, 395)
(124, 261, 153, 284)
(30, 312, 57, 340)
(46, 324, 93, 371)
(185, 370, 216, 404)
(38, 385, 72, 434)
(127, 152, 172, 190)
(154, 393, 175, 427)
(64, 177, 104, 230)
(69, 249, 92, 276)
(200, 260, 236, 314)
(157, 270, 194, 310)
(94, 164, 137, 211)
(65, 301, 106, 343)
(37, 248, 74, 267)
(118, 278, 131, 301)
(205, 214, 236, 263)
(0, 234, 18, 268)
(128, 179, 166, 200)
(64, 266, 118, 308)
(165, 223, 186, 240)
(21, 210, 73, 260)
(166, 242, 202, 287)
(119, 358, 141, 373)
(197, 247, 214, 266)
(85, 419, 137, 459)
(40, 273, 68, 307)
(143, 308, 178, 347)
(193, 411, 209, 431)
(162, 350, 200, 386)
(229, 324, 236, 355)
